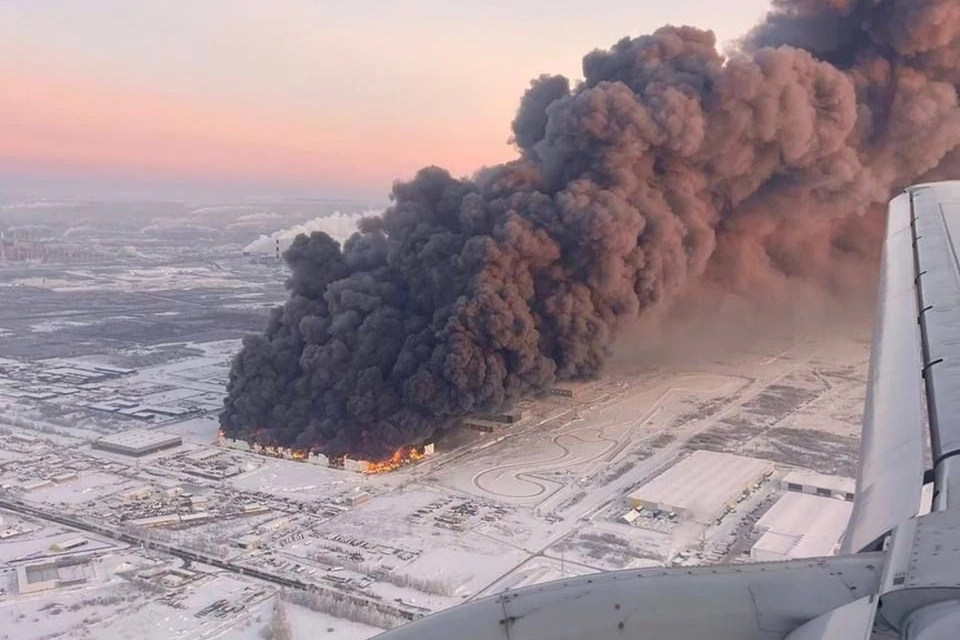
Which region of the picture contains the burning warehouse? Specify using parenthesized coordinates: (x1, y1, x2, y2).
(463, 412, 522, 433)
(217, 431, 329, 466)
(463, 418, 507, 434)
(339, 445, 434, 474)
(218, 431, 434, 474)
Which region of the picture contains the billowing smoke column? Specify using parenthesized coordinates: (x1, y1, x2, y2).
(220, 0, 960, 461)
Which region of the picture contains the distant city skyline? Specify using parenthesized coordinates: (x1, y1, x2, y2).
(1, 1, 773, 200)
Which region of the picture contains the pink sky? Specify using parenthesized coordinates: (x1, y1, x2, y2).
(0, 67, 507, 188)
(0, 1, 772, 199)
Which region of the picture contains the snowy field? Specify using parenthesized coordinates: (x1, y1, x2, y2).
(229, 458, 372, 500)
(432, 371, 745, 508)
(0, 323, 873, 639)
(220, 598, 381, 640)
(25, 472, 137, 506)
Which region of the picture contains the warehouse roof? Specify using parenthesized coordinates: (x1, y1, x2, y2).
(754, 492, 853, 558)
(753, 528, 844, 559)
(782, 470, 855, 494)
(94, 429, 181, 452)
(628, 451, 774, 520)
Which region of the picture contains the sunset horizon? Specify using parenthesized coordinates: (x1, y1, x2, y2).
(1, 1, 772, 200)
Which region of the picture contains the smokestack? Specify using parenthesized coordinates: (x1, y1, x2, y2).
(220, 0, 960, 461)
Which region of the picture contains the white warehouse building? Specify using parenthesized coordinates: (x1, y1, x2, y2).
(781, 470, 855, 502)
(751, 492, 854, 562)
(627, 451, 774, 524)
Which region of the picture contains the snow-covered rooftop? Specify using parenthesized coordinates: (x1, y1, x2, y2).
(782, 470, 855, 495)
(93, 429, 182, 454)
(628, 451, 774, 521)
(753, 492, 853, 559)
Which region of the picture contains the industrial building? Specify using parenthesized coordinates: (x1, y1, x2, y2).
(463, 411, 522, 431)
(16, 559, 90, 594)
(233, 533, 262, 549)
(217, 435, 431, 473)
(185, 448, 226, 463)
(781, 470, 855, 502)
(346, 491, 370, 506)
(547, 383, 588, 398)
(217, 436, 330, 466)
(627, 451, 774, 523)
(484, 410, 523, 424)
(219, 436, 253, 452)
(126, 512, 212, 528)
(51, 537, 88, 552)
(92, 429, 182, 457)
(0, 238, 109, 265)
(750, 492, 853, 562)
(463, 418, 506, 433)
(127, 514, 181, 528)
(120, 485, 154, 501)
(22, 479, 53, 492)
(343, 458, 368, 473)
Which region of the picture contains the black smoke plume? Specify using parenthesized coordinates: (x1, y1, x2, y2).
(220, 0, 960, 460)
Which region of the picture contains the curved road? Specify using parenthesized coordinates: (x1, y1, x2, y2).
(470, 375, 737, 500)
(472, 432, 617, 498)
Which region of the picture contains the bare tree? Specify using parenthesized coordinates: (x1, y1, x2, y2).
(310, 551, 454, 596)
(283, 589, 402, 630)
(261, 595, 293, 640)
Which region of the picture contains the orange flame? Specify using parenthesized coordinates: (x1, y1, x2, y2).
(254, 444, 284, 458)
(363, 446, 425, 474)
(290, 449, 309, 461)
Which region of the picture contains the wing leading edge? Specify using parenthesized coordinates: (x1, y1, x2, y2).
(841, 189, 926, 553)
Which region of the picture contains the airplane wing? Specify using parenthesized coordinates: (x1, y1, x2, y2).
(841, 189, 926, 553)
(373, 181, 960, 640)
(373, 554, 884, 640)
(909, 183, 960, 511)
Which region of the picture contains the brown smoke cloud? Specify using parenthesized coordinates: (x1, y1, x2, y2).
(220, 0, 960, 460)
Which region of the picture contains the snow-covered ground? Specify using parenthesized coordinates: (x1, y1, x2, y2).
(229, 458, 370, 500)
(221, 599, 381, 640)
(25, 472, 137, 507)
(0, 327, 872, 639)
